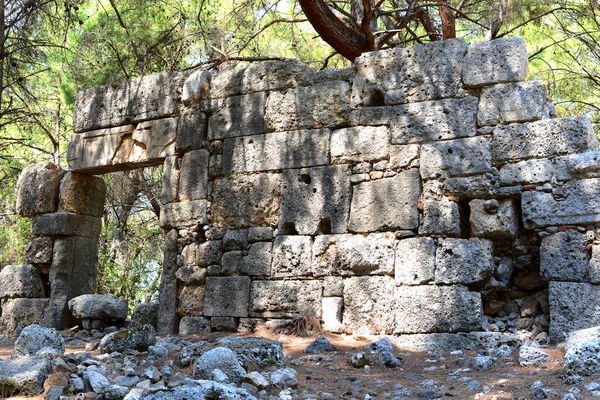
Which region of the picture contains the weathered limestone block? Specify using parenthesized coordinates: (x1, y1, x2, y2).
(177, 285, 205, 318)
(130, 303, 159, 329)
(241, 60, 313, 93)
(390, 97, 478, 144)
(32, 213, 102, 238)
(435, 238, 494, 284)
(322, 297, 343, 332)
(499, 158, 554, 186)
(158, 230, 178, 334)
(420, 136, 491, 180)
(222, 129, 330, 173)
(469, 199, 519, 240)
(1, 298, 49, 333)
(271, 236, 312, 277)
(564, 326, 600, 376)
(0, 265, 44, 299)
(330, 126, 390, 164)
(16, 162, 64, 217)
(73, 71, 186, 132)
(113, 117, 178, 164)
(58, 172, 106, 217)
(492, 116, 596, 161)
(265, 81, 351, 132)
(323, 276, 344, 297)
(25, 236, 53, 265)
(181, 240, 222, 268)
(250, 280, 322, 318)
(312, 233, 395, 276)
(389, 144, 420, 171)
(211, 173, 281, 228)
(343, 276, 396, 334)
(444, 175, 496, 199)
(204, 276, 251, 317)
(279, 165, 351, 235)
(208, 92, 265, 140)
(549, 281, 600, 342)
(68, 294, 128, 320)
(248, 227, 274, 242)
(522, 178, 600, 228)
(395, 237, 436, 285)
(352, 39, 467, 106)
(478, 81, 547, 126)
(175, 265, 206, 284)
(348, 170, 421, 232)
(210, 68, 244, 99)
(176, 112, 208, 153)
(0, 356, 52, 396)
(221, 243, 272, 276)
(540, 230, 588, 282)
(66, 125, 134, 172)
(179, 149, 209, 201)
(420, 198, 461, 236)
(462, 37, 528, 88)
(554, 151, 600, 181)
(588, 245, 600, 284)
(181, 70, 211, 105)
(159, 200, 208, 229)
(179, 316, 211, 334)
(349, 106, 391, 126)
(222, 230, 248, 251)
(394, 285, 484, 333)
(161, 156, 179, 204)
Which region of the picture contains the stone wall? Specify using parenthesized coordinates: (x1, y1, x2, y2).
(10, 36, 600, 346)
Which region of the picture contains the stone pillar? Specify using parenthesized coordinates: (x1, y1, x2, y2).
(157, 229, 179, 335)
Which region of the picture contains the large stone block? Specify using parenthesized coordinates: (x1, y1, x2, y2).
(312, 233, 396, 276)
(279, 165, 351, 235)
(420, 198, 461, 236)
(492, 116, 596, 161)
(25, 236, 53, 264)
(478, 81, 547, 126)
(158, 230, 178, 334)
(540, 230, 588, 282)
(435, 238, 494, 284)
(68, 294, 128, 320)
(348, 169, 421, 232)
(553, 151, 600, 182)
(352, 39, 467, 106)
(241, 60, 313, 93)
(549, 281, 600, 342)
(395, 237, 436, 285)
(222, 129, 330, 173)
(1, 298, 49, 333)
(469, 199, 519, 240)
(343, 276, 396, 334)
(179, 149, 209, 201)
(522, 178, 600, 228)
(390, 97, 478, 144)
(389, 144, 420, 171)
(420, 136, 491, 180)
(66, 125, 134, 172)
(181, 70, 211, 105)
(499, 158, 554, 186)
(394, 285, 484, 333)
(58, 172, 106, 217)
(176, 112, 208, 153)
(209, 68, 244, 99)
(265, 81, 350, 132)
(330, 126, 390, 164)
(589, 245, 600, 284)
(16, 162, 64, 217)
(444, 175, 496, 199)
(115, 117, 178, 162)
(159, 200, 208, 229)
(221, 242, 272, 276)
(250, 280, 322, 318)
(211, 173, 281, 228)
(463, 37, 528, 88)
(0, 265, 44, 299)
(271, 236, 313, 277)
(161, 156, 180, 204)
(177, 285, 206, 317)
(0, 356, 52, 396)
(208, 92, 265, 140)
(204, 277, 251, 317)
(73, 71, 186, 132)
(181, 240, 222, 268)
(31, 213, 102, 238)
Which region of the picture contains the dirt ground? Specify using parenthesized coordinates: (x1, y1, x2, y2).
(0, 329, 585, 400)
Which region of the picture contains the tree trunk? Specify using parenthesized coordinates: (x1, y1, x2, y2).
(440, 0, 456, 39)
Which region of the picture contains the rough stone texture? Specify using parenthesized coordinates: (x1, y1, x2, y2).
(211, 173, 281, 228)
(343, 276, 396, 334)
(463, 37, 528, 88)
(161, 156, 179, 204)
(250, 280, 322, 318)
(222, 129, 330, 173)
(394, 285, 484, 334)
(159, 200, 208, 229)
(176, 112, 208, 153)
(0, 265, 44, 299)
(248, 227, 273, 242)
(73, 71, 186, 132)
(140, 383, 256, 400)
(119, 118, 178, 162)
(175, 265, 206, 284)
(181, 240, 222, 268)
(549, 282, 600, 342)
(352, 39, 467, 106)
(348, 170, 420, 232)
(522, 178, 600, 229)
(492, 116, 597, 161)
(177, 285, 205, 317)
(540, 230, 588, 282)
(478, 81, 548, 126)
(100, 325, 157, 353)
(241, 60, 313, 93)
(181, 70, 210, 105)
(0, 356, 52, 396)
(469, 199, 519, 240)
(158, 230, 178, 335)
(265, 81, 350, 132)
(221, 242, 272, 277)
(217, 336, 284, 369)
(312, 233, 395, 276)
(564, 326, 600, 376)
(435, 239, 494, 284)
(321, 297, 343, 332)
(554, 150, 600, 181)
(499, 158, 555, 186)
(589, 245, 600, 284)
(420, 136, 491, 180)
(0, 298, 49, 333)
(395, 237, 436, 286)
(66, 125, 133, 172)
(271, 236, 313, 277)
(390, 97, 477, 144)
(130, 303, 159, 329)
(31, 212, 102, 238)
(68, 294, 128, 320)
(389, 144, 420, 171)
(58, 172, 106, 217)
(16, 162, 64, 217)
(13, 324, 65, 357)
(211, 317, 237, 332)
(279, 165, 351, 235)
(179, 316, 211, 334)
(444, 175, 495, 199)
(25, 236, 53, 265)
(178, 149, 209, 201)
(519, 345, 551, 367)
(330, 126, 390, 164)
(204, 277, 251, 317)
(222, 229, 248, 251)
(208, 92, 266, 140)
(192, 347, 246, 384)
(420, 198, 461, 236)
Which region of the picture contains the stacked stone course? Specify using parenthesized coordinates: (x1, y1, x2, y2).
(9, 36, 600, 348)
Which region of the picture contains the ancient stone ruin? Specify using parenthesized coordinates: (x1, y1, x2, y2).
(5, 36, 600, 349)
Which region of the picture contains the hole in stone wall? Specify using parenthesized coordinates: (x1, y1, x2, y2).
(318, 219, 332, 234)
(458, 200, 471, 238)
(299, 174, 312, 184)
(369, 90, 385, 107)
(283, 222, 298, 235)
